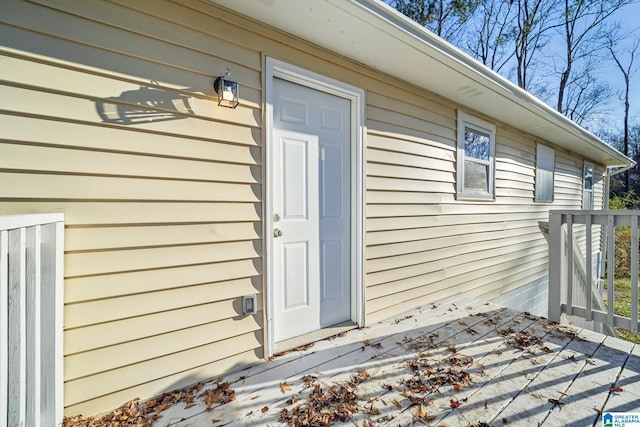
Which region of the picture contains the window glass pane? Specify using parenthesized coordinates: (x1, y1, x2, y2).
(464, 128, 490, 161)
(584, 166, 594, 190)
(456, 112, 495, 200)
(535, 144, 554, 202)
(464, 160, 489, 191)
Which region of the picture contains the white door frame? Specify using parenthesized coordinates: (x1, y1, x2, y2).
(264, 57, 365, 356)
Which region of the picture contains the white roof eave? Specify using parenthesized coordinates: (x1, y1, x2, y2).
(211, 0, 632, 168)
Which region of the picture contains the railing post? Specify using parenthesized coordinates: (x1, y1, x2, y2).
(549, 212, 563, 322)
(607, 215, 615, 328)
(25, 225, 42, 427)
(585, 215, 593, 321)
(566, 214, 574, 315)
(7, 228, 27, 427)
(40, 221, 65, 426)
(1, 229, 8, 427)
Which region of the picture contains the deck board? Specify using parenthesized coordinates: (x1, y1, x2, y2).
(540, 335, 634, 427)
(151, 298, 640, 426)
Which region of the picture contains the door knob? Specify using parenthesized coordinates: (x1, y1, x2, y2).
(273, 228, 283, 238)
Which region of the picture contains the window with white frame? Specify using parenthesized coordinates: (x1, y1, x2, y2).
(583, 162, 594, 210)
(456, 111, 496, 200)
(535, 143, 555, 202)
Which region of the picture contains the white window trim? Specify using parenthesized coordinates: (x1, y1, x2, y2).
(456, 111, 496, 201)
(535, 143, 555, 203)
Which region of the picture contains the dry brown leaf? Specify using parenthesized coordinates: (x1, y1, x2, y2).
(417, 404, 428, 418)
(280, 381, 292, 393)
(393, 399, 402, 410)
(366, 404, 381, 415)
(154, 402, 169, 413)
(293, 342, 314, 352)
(184, 403, 197, 410)
(548, 398, 565, 409)
(261, 406, 269, 413)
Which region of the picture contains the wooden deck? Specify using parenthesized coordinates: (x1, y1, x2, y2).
(153, 297, 640, 426)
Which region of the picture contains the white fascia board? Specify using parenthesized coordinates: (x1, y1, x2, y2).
(211, 0, 632, 168)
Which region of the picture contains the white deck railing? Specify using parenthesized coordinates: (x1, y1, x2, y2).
(1, 214, 64, 427)
(549, 210, 640, 335)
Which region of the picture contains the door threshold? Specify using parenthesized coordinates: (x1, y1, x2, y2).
(274, 321, 357, 354)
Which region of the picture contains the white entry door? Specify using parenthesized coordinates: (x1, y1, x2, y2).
(272, 77, 352, 342)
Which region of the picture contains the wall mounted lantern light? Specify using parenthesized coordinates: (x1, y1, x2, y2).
(214, 68, 239, 108)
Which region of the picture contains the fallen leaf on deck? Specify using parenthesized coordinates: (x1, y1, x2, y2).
(610, 385, 624, 393)
(280, 381, 292, 393)
(301, 375, 317, 388)
(366, 403, 381, 415)
(413, 403, 436, 423)
(279, 382, 362, 426)
(450, 399, 460, 409)
(200, 380, 235, 409)
(261, 406, 269, 413)
(293, 342, 314, 352)
(548, 398, 565, 409)
(507, 330, 542, 350)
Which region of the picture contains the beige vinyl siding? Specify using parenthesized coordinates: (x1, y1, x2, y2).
(0, 0, 610, 417)
(1, 0, 266, 416)
(364, 107, 605, 323)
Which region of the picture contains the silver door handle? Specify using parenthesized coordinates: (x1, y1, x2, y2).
(273, 228, 283, 238)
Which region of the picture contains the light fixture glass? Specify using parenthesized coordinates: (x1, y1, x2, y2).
(214, 68, 239, 108)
